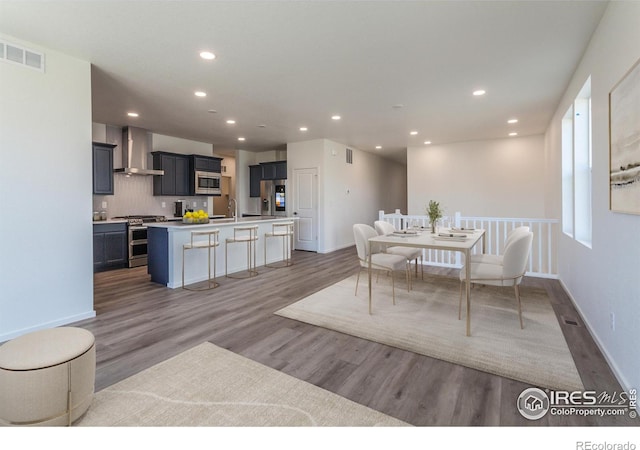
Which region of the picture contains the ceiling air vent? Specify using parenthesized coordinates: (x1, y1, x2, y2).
(346, 148, 353, 164)
(0, 40, 45, 73)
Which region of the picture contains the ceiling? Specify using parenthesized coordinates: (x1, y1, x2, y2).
(0, 1, 608, 163)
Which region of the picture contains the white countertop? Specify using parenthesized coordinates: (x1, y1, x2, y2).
(92, 219, 128, 224)
(146, 216, 295, 230)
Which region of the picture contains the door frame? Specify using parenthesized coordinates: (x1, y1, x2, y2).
(292, 167, 318, 252)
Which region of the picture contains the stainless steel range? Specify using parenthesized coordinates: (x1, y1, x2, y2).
(112, 215, 167, 267)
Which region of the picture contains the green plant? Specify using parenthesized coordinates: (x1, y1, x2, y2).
(427, 200, 443, 223)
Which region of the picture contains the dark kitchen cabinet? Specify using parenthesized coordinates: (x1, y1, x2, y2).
(191, 155, 222, 173)
(92, 142, 116, 195)
(274, 161, 287, 179)
(93, 222, 127, 272)
(249, 165, 262, 197)
(152, 152, 190, 196)
(260, 161, 287, 180)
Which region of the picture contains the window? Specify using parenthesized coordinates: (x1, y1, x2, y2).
(562, 77, 592, 248)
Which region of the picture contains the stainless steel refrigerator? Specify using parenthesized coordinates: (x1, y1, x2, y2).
(260, 179, 287, 216)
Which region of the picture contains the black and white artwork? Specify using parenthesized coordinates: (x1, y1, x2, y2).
(610, 57, 640, 215)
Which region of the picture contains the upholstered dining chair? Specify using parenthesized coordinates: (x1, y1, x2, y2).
(353, 224, 410, 305)
(459, 231, 533, 329)
(374, 220, 424, 287)
(470, 226, 530, 265)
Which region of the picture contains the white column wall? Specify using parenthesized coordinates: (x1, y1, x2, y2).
(407, 135, 546, 218)
(323, 140, 407, 252)
(0, 35, 94, 341)
(545, 1, 640, 392)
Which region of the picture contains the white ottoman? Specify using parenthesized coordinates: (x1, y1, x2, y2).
(0, 327, 95, 426)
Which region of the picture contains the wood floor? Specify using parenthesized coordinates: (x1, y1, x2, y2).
(76, 247, 636, 426)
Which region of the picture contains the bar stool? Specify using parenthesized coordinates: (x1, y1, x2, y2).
(264, 221, 294, 268)
(182, 229, 220, 290)
(225, 225, 259, 279)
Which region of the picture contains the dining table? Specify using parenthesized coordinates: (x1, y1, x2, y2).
(367, 227, 486, 337)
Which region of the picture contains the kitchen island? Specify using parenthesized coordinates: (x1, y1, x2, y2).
(146, 216, 295, 288)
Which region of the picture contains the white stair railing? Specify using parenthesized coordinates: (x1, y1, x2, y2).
(377, 210, 559, 278)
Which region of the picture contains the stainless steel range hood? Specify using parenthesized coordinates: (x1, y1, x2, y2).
(114, 126, 164, 176)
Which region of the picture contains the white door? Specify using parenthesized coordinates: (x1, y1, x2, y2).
(293, 167, 318, 252)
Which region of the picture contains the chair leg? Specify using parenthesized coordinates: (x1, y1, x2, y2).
(515, 284, 524, 329)
(355, 269, 361, 295)
(458, 281, 463, 320)
(420, 256, 424, 280)
(406, 262, 411, 292)
(391, 270, 396, 305)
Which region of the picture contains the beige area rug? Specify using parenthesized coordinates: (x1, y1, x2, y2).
(275, 274, 584, 391)
(75, 342, 407, 426)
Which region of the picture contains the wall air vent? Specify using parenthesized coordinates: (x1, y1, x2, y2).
(346, 148, 353, 164)
(0, 40, 45, 73)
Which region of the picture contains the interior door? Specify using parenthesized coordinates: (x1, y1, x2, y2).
(293, 167, 318, 252)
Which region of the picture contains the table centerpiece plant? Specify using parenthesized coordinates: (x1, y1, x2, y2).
(427, 200, 443, 234)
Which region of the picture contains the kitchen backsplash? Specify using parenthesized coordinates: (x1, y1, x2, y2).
(92, 174, 212, 219)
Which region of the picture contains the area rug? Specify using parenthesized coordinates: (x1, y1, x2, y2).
(275, 274, 584, 391)
(75, 342, 407, 426)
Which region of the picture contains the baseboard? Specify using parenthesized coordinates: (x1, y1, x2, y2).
(0, 310, 96, 344)
(558, 278, 631, 393)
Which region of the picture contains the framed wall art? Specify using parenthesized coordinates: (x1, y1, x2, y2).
(609, 57, 640, 215)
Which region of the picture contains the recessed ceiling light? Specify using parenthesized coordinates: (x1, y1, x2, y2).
(508, 118, 518, 124)
(199, 51, 216, 60)
(257, 124, 267, 128)
(331, 115, 341, 120)
(375, 146, 382, 150)
(194, 91, 207, 97)
(207, 109, 217, 114)
(424, 141, 432, 145)
(127, 112, 139, 117)
(238, 137, 245, 141)
(509, 132, 518, 136)
(299, 127, 308, 131)
(473, 89, 486, 96)
(226, 119, 236, 124)
(392, 104, 404, 109)
(410, 131, 418, 135)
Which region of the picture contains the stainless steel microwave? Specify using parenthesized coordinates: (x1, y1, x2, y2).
(194, 171, 221, 195)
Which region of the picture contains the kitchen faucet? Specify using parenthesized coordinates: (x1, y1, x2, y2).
(229, 198, 238, 221)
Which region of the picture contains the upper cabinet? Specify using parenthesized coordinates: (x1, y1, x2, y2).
(260, 160, 287, 180)
(249, 165, 262, 197)
(92, 142, 116, 195)
(191, 155, 222, 173)
(151, 152, 190, 196)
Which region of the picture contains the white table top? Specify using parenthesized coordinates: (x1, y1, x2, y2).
(369, 228, 485, 251)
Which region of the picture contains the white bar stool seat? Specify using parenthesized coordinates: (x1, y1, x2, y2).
(182, 229, 220, 290)
(225, 225, 259, 279)
(264, 221, 294, 268)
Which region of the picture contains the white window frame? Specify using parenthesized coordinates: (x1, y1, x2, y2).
(562, 77, 592, 248)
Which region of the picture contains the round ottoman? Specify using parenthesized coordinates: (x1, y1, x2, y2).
(0, 327, 95, 426)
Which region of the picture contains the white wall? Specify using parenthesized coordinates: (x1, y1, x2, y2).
(288, 139, 407, 253)
(545, 1, 640, 392)
(0, 35, 95, 341)
(407, 135, 547, 218)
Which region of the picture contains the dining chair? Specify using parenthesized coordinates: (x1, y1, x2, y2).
(459, 231, 533, 329)
(353, 224, 410, 305)
(374, 220, 424, 286)
(470, 226, 530, 265)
